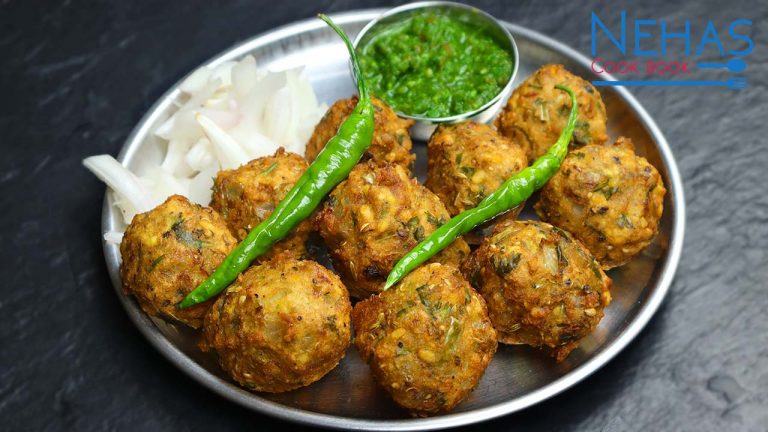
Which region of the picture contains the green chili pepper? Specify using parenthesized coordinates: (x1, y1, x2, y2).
(179, 14, 374, 308)
(383, 85, 578, 290)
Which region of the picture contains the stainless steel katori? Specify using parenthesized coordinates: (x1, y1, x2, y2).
(352, 1, 519, 141)
(101, 9, 685, 431)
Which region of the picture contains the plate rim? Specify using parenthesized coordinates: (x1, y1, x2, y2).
(101, 9, 686, 431)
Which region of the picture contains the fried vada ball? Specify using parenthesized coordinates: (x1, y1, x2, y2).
(495, 64, 608, 161)
(120, 195, 237, 328)
(210, 148, 310, 260)
(461, 220, 612, 361)
(352, 263, 497, 416)
(426, 121, 528, 216)
(305, 96, 415, 170)
(201, 255, 352, 393)
(315, 162, 470, 297)
(534, 137, 666, 269)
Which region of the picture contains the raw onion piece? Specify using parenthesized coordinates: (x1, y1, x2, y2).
(103, 231, 124, 245)
(83, 155, 153, 223)
(83, 55, 327, 242)
(196, 113, 250, 170)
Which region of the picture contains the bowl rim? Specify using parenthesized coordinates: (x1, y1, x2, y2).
(101, 9, 686, 431)
(351, 1, 520, 123)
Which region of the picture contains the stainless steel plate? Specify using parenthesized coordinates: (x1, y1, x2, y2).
(102, 9, 685, 431)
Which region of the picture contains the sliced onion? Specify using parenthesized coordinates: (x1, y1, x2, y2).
(85, 56, 324, 226)
(188, 166, 218, 206)
(180, 66, 213, 94)
(83, 155, 153, 223)
(196, 112, 249, 169)
(185, 138, 217, 172)
(103, 231, 124, 245)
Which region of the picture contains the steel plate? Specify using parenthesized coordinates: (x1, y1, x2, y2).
(101, 9, 685, 431)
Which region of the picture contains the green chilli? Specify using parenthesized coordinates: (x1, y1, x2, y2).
(383, 85, 579, 289)
(179, 14, 374, 308)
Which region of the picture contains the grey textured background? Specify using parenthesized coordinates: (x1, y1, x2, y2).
(1, 0, 766, 431)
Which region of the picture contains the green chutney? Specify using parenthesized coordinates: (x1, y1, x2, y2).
(357, 12, 514, 118)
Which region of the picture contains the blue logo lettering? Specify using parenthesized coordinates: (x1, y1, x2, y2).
(696, 21, 725, 56)
(591, 11, 626, 56)
(728, 19, 753, 56)
(634, 19, 658, 56)
(660, 20, 691, 56)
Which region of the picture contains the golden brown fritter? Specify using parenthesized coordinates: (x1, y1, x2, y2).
(305, 96, 415, 170)
(461, 220, 612, 361)
(495, 64, 608, 161)
(120, 195, 237, 328)
(315, 162, 470, 298)
(352, 263, 497, 416)
(210, 148, 310, 260)
(201, 255, 352, 393)
(426, 121, 528, 216)
(534, 137, 666, 269)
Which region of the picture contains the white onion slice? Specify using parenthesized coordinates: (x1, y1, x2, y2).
(84, 56, 326, 235)
(103, 231, 124, 245)
(196, 112, 249, 170)
(83, 155, 153, 223)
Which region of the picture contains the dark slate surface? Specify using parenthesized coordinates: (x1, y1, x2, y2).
(1, 0, 766, 430)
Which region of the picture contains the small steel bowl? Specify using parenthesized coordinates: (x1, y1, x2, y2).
(353, 1, 519, 141)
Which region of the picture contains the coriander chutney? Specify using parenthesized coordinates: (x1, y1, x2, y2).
(357, 11, 514, 119)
